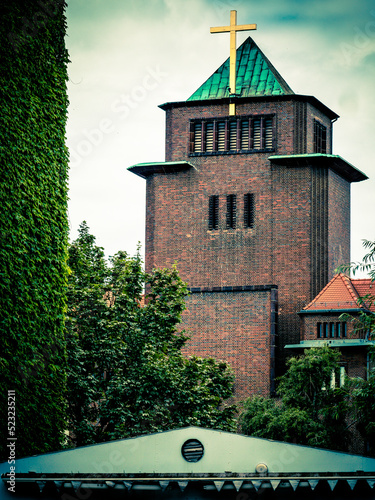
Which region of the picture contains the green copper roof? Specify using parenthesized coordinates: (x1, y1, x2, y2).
(187, 36, 294, 101)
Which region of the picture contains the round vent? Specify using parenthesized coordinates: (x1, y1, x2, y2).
(181, 439, 204, 462)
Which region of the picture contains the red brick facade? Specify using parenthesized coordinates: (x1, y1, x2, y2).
(132, 90, 366, 399)
(182, 286, 278, 398)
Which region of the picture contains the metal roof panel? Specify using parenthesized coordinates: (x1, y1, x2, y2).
(187, 37, 294, 101)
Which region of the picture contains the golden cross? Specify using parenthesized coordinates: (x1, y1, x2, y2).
(210, 10, 257, 115)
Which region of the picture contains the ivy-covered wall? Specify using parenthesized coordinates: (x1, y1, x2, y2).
(0, 0, 69, 459)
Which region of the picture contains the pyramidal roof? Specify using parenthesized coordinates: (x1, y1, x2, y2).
(187, 36, 294, 101)
(303, 273, 375, 312)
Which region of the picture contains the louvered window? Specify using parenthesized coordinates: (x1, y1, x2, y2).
(313, 119, 327, 154)
(244, 193, 255, 228)
(253, 119, 261, 149)
(217, 122, 226, 151)
(241, 120, 249, 149)
(208, 195, 219, 230)
(205, 122, 214, 152)
(229, 121, 237, 151)
(265, 117, 273, 149)
(194, 122, 202, 152)
(226, 194, 236, 229)
(191, 115, 275, 154)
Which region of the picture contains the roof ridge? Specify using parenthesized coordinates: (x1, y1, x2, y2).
(342, 273, 361, 304)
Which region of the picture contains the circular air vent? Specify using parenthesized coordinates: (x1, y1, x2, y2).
(181, 439, 204, 462)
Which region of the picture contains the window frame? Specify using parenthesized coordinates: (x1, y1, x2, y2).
(313, 119, 327, 154)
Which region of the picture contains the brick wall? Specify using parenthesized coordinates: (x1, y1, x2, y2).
(300, 312, 368, 379)
(182, 286, 278, 399)
(328, 169, 351, 276)
(143, 95, 352, 395)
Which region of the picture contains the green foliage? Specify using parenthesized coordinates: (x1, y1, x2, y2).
(337, 239, 375, 454)
(338, 239, 375, 281)
(349, 375, 375, 455)
(0, 1, 69, 460)
(240, 347, 350, 450)
(66, 223, 236, 446)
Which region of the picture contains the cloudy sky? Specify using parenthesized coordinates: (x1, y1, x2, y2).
(65, 0, 375, 272)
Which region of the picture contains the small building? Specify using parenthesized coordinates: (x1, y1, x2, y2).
(287, 273, 375, 381)
(1, 427, 375, 499)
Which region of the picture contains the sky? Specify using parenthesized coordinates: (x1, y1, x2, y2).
(65, 0, 375, 274)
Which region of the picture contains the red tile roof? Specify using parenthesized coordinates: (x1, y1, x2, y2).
(351, 279, 375, 311)
(303, 273, 375, 312)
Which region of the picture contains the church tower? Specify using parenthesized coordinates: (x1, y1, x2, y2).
(129, 14, 367, 398)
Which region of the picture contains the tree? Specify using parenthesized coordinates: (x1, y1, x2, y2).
(66, 223, 236, 446)
(0, 1, 69, 460)
(338, 239, 375, 455)
(239, 347, 350, 450)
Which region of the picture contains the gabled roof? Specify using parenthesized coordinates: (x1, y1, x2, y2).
(352, 278, 375, 311)
(2, 426, 375, 499)
(302, 274, 375, 313)
(187, 36, 294, 101)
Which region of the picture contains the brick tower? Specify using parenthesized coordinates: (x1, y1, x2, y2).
(129, 33, 367, 398)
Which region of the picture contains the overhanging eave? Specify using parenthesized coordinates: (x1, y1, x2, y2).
(128, 161, 195, 179)
(269, 154, 368, 183)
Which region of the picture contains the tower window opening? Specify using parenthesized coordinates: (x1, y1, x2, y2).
(244, 193, 255, 228)
(205, 122, 214, 152)
(217, 121, 226, 151)
(229, 121, 237, 151)
(226, 194, 237, 229)
(208, 195, 219, 230)
(313, 119, 327, 154)
(194, 122, 202, 152)
(241, 120, 250, 149)
(191, 115, 274, 154)
(253, 118, 261, 149)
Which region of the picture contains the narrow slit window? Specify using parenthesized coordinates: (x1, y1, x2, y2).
(205, 122, 214, 152)
(313, 120, 327, 154)
(229, 121, 237, 151)
(330, 322, 335, 338)
(336, 322, 341, 338)
(253, 119, 261, 149)
(244, 193, 255, 228)
(265, 118, 273, 149)
(241, 120, 249, 149)
(317, 322, 322, 338)
(208, 195, 219, 230)
(217, 122, 226, 151)
(226, 194, 236, 229)
(342, 322, 347, 338)
(194, 122, 202, 152)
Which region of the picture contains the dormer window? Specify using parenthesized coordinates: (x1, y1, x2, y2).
(190, 115, 275, 155)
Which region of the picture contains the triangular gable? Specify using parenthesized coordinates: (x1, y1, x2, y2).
(187, 37, 294, 101)
(303, 274, 362, 312)
(2, 427, 375, 499)
(1, 426, 375, 475)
